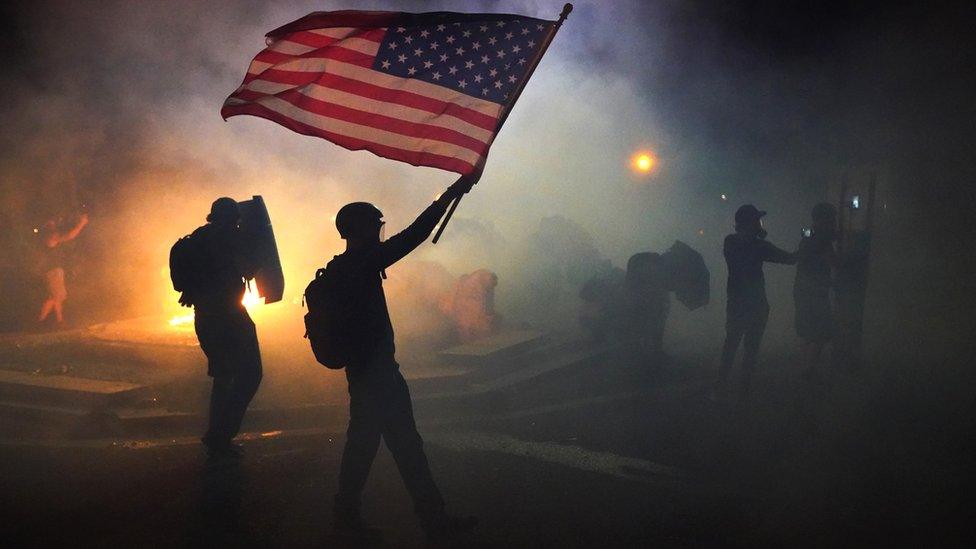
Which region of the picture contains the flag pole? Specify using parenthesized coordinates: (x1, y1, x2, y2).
(433, 3, 573, 244)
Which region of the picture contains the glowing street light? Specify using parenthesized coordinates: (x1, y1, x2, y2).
(630, 151, 657, 175)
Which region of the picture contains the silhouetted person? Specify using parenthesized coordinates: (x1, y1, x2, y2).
(717, 205, 796, 399)
(578, 267, 625, 344)
(794, 203, 837, 383)
(36, 212, 88, 325)
(623, 252, 671, 367)
(190, 198, 261, 460)
(329, 176, 478, 541)
(443, 268, 500, 342)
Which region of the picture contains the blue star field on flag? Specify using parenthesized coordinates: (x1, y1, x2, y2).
(373, 18, 554, 105)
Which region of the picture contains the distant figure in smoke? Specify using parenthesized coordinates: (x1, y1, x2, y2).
(622, 252, 671, 366)
(328, 176, 478, 541)
(578, 266, 625, 344)
(794, 203, 837, 383)
(717, 205, 796, 399)
(184, 198, 261, 460)
(36, 212, 89, 325)
(442, 268, 500, 342)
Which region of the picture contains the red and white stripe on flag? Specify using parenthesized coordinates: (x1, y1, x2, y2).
(221, 10, 556, 175)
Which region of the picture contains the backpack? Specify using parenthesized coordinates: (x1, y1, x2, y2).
(303, 260, 354, 369)
(169, 229, 206, 307)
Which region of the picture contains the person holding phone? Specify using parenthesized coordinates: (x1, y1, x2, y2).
(794, 203, 838, 384)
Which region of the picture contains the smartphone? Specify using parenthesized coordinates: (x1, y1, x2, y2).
(802, 228, 813, 238)
(851, 195, 860, 209)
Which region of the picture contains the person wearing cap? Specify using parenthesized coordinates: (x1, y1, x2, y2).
(328, 175, 478, 541)
(717, 204, 796, 400)
(794, 203, 838, 383)
(190, 197, 261, 460)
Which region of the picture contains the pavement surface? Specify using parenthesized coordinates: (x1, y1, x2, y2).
(1, 343, 972, 547)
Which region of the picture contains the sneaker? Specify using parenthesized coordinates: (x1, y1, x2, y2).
(421, 513, 478, 541)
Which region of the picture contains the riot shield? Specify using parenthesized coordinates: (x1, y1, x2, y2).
(662, 240, 710, 310)
(238, 195, 285, 303)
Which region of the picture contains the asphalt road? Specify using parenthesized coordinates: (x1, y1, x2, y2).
(1, 352, 971, 547)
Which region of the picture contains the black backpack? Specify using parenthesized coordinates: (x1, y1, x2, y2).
(169, 229, 206, 307)
(303, 259, 354, 369)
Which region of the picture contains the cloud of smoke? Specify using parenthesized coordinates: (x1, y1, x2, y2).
(1, 0, 974, 364)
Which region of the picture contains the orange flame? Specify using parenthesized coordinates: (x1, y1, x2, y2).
(168, 279, 264, 328)
(168, 313, 194, 327)
(242, 281, 265, 308)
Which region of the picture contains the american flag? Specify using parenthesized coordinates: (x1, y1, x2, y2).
(221, 10, 558, 175)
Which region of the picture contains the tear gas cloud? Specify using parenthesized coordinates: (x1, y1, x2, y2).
(1, 1, 973, 364)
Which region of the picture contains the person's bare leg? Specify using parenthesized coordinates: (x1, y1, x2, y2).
(38, 299, 55, 322)
(50, 269, 68, 324)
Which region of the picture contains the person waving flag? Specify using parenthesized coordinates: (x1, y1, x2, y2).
(221, 6, 571, 177)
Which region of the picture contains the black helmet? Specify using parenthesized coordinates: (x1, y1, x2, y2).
(207, 197, 240, 224)
(811, 202, 837, 221)
(336, 202, 383, 239)
(734, 204, 766, 225)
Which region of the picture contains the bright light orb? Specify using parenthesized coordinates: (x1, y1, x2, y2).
(631, 152, 656, 174)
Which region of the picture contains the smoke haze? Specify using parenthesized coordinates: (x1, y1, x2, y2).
(3, 5, 976, 545)
(1, 0, 973, 365)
